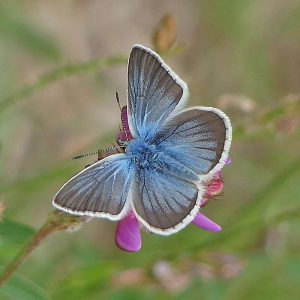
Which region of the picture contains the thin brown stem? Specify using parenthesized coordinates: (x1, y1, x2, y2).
(0, 56, 127, 114)
(0, 210, 88, 287)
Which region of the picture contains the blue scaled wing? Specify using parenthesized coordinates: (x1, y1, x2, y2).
(53, 154, 134, 220)
(130, 167, 202, 235)
(130, 107, 231, 234)
(155, 107, 232, 179)
(127, 45, 188, 141)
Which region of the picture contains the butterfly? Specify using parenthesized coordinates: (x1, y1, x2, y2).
(53, 44, 232, 235)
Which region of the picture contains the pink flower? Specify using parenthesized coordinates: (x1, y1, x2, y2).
(200, 175, 224, 208)
(114, 106, 230, 252)
(192, 212, 222, 232)
(115, 211, 222, 252)
(116, 106, 133, 145)
(115, 212, 141, 252)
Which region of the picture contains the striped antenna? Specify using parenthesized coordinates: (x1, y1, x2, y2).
(72, 146, 123, 160)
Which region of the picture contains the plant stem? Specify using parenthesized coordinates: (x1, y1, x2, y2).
(0, 210, 87, 287)
(0, 56, 127, 114)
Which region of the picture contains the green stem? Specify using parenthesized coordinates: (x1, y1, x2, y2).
(0, 210, 87, 287)
(0, 56, 127, 114)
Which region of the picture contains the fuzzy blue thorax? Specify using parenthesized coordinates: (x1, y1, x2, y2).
(127, 138, 198, 181)
(127, 139, 161, 171)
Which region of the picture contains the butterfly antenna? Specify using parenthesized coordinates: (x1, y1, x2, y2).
(115, 91, 129, 143)
(115, 91, 122, 111)
(72, 145, 123, 160)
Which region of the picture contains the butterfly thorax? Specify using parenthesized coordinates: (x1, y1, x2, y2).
(127, 138, 162, 171)
(127, 138, 199, 181)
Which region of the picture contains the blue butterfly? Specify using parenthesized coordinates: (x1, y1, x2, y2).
(53, 45, 232, 235)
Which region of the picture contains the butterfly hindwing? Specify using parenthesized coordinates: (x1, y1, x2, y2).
(53, 154, 133, 220)
(156, 107, 232, 179)
(128, 107, 231, 234)
(130, 166, 203, 235)
(127, 45, 188, 141)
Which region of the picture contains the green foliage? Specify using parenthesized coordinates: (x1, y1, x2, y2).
(0, 219, 35, 245)
(0, 270, 50, 300)
(0, 219, 35, 266)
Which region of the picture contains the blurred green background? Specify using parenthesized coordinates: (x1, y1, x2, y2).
(1, 1, 300, 299)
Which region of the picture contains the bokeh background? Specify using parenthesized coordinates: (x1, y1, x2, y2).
(1, 1, 300, 299)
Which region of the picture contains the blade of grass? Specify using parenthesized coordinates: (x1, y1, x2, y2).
(0, 56, 127, 114)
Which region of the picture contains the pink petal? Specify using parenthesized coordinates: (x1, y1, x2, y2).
(117, 130, 133, 143)
(206, 179, 224, 197)
(200, 197, 210, 208)
(225, 158, 232, 165)
(117, 106, 133, 144)
(121, 106, 130, 131)
(213, 171, 222, 180)
(115, 212, 141, 252)
(192, 212, 222, 232)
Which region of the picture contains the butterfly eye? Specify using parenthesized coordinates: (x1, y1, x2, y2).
(117, 139, 128, 147)
(117, 130, 132, 147)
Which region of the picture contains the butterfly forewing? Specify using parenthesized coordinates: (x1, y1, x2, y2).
(53, 154, 134, 219)
(128, 45, 188, 141)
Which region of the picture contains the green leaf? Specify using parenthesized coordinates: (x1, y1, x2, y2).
(0, 270, 51, 300)
(0, 218, 35, 244)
